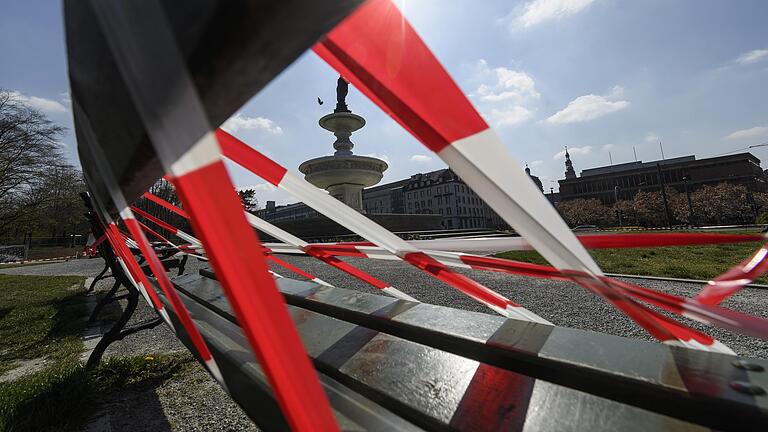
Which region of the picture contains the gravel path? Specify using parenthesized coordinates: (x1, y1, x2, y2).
(269, 254, 768, 359)
(4, 255, 767, 431)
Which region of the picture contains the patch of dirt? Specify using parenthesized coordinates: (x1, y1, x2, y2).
(0, 356, 49, 383)
(81, 386, 172, 432)
(80, 362, 258, 432)
(156, 362, 258, 431)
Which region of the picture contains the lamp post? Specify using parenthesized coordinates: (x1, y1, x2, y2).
(656, 163, 673, 229)
(682, 174, 694, 226)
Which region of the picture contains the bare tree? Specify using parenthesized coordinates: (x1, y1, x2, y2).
(0, 89, 67, 234)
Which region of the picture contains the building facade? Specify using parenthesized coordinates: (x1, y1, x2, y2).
(259, 166, 546, 230)
(558, 152, 767, 204)
(361, 179, 409, 214)
(400, 169, 495, 229)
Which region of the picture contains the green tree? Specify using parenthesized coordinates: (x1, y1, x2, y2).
(238, 189, 260, 213)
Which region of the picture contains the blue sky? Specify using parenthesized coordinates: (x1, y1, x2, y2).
(2, 0, 767, 204)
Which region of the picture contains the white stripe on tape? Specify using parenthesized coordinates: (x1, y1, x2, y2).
(278, 173, 420, 256)
(438, 129, 601, 275)
(170, 131, 221, 176)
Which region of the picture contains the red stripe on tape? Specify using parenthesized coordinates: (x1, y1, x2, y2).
(266, 255, 320, 282)
(131, 206, 179, 234)
(143, 192, 189, 218)
(124, 217, 214, 362)
(216, 129, 287, 186)
(403, 252, 512, 309)
(307, 249, 390, 290)
(105, 224, 165, 312)
(171, 160, 337, 431)
(696, 242, 768, 305)
(137, 220, 172, 244)
(315, 0, 487, 152)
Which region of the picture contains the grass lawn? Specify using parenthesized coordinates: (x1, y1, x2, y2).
(0, 274, 191, 431)
(496, 241, 767, 283)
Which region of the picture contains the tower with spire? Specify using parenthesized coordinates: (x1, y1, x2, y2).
(564, 147, 577, 180)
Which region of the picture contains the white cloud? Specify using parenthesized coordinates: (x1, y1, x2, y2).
(553, 145, 592, 159)
(735, 49, 768, 66)
(490, 106, 534, 126)
(409, 154, 433, 163)
(222, 113, 283, 134)
(8, 90, 67, 113)
(362, 153, 391, 163)
(472, 60, 538, 127)
(645, 132, 659, 143)
(475, 60, 540, 103)
(546, 86, 628, 124)
(516, 0, 596, 28)
(725, 126, 768, 140)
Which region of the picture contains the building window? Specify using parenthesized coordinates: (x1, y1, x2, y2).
(420, 191, 424, 197)
(447, 207, 452, 215)
(428, 199, 432, 206)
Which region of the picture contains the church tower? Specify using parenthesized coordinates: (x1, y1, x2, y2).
(564, 147, 577, 179)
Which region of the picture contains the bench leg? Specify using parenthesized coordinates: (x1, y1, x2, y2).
(87, 262, 111, 293)
(85, 286, 139, 369)
(177, 254, 188, 276)
(88, 278, 122, 323)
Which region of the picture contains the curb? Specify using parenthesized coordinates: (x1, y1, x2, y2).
(605, 272, 768, 289)
(0, 256, 77, 266)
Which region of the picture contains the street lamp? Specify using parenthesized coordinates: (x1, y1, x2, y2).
(682, 174, 694, 226)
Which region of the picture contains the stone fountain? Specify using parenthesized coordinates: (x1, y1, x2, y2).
(299, 77, 388, 212)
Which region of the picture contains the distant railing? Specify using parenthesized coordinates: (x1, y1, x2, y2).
(0, 244, 28, 263)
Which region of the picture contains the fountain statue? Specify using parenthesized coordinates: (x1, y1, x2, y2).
(299, 76, 388, 211)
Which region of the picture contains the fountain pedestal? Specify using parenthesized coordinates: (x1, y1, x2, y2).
(299, 111, 387, 212)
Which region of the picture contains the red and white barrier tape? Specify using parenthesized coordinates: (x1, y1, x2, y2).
(312, 0, 738, 352)
(695, 241, 768, 305)
(218, 130, 548, 323)
(120, 208, 226, 385)
(91, 0, 339, 425)
(0, 256, 76, 265)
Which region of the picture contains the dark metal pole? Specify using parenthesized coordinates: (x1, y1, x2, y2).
(683, 175, 694, 226)
(656, 163, 672, 229)
(614, 185, 623, 226)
